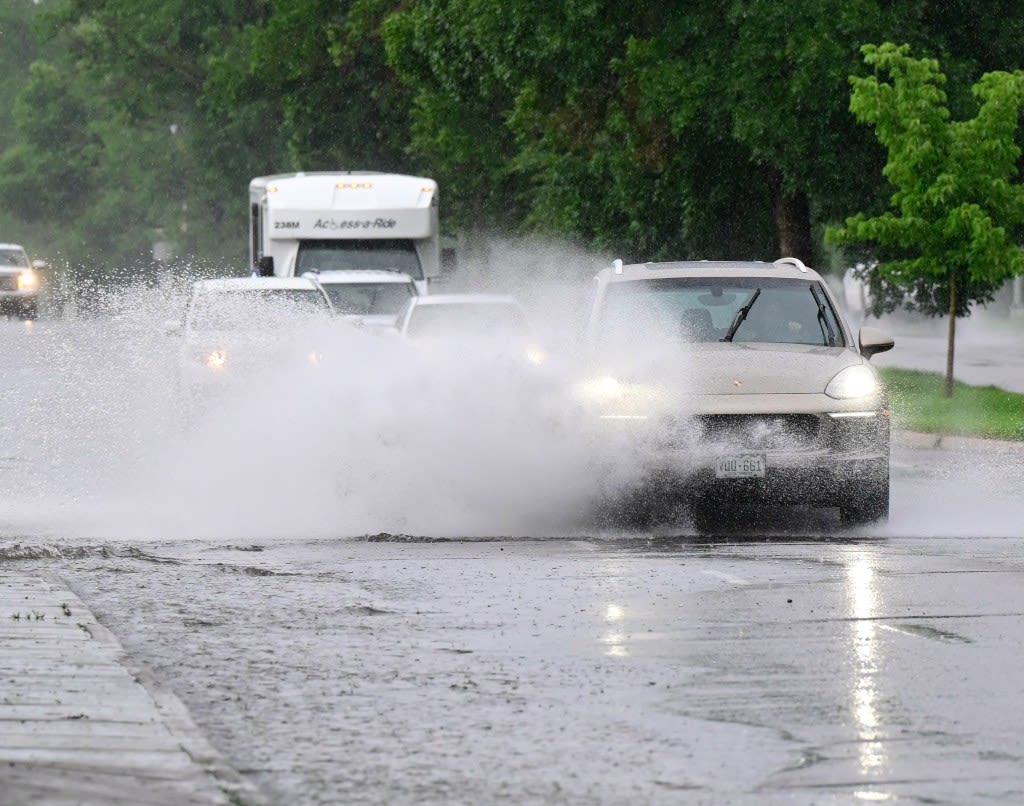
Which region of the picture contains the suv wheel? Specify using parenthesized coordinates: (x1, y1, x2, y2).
(839, 465, 890, 526)
(690, 500, 722, 534)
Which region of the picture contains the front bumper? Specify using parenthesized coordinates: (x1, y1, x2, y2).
(0, 289, 38, 308)
(592, 407, 890, 507)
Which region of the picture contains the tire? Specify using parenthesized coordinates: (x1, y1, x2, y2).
(593, 490, 656, 530)
(590, 480, 675, 530)
(690, 499, 725, 535)
(18, 301, 38, 320)
(839, 465, 890, 527)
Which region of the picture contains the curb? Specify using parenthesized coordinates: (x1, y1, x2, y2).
(894, 429, 1024, 452)
(0, 572, 268, 806)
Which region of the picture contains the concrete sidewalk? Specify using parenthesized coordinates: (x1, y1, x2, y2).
(0, 572, 265, 806)
(894, 428, 1024, 452)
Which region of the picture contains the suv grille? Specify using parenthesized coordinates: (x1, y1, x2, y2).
(692, 414, 821, 450)
(0, 276, 17, 292)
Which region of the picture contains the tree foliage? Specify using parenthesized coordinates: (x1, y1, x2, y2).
(827, 43, 1024, 395)
(382, 1, 932, 262)
(2, 2, 1024, 289)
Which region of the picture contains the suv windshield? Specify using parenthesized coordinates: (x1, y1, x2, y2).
(190, 289, 329, 332)
(598, 276, 845, 347)
(406, 303, 528, 340)
(296, 239, 422, 279)
(0, 248, 29, 268)
(321, 282, 414, 315)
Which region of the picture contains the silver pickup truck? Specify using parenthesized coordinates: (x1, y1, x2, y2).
(0, 243, 43, 320)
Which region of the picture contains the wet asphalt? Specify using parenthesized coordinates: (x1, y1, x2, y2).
(1, 309, 1023, 804)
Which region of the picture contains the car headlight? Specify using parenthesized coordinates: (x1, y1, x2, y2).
(574, 375, 669, 419)
(17, 270, 39, 291)
(199, 349, 229, 371)
(578, 375, 624, 402)
(524, 344, 547, 366)
(825, 365, 878, 399)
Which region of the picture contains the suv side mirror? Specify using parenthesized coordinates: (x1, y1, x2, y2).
(858, 326, 894, 359)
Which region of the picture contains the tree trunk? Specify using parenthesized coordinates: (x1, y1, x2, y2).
(945, 272, 957, 399)
(765, 167, 813, 265)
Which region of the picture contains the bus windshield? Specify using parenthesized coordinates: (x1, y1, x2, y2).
(296, 239, 422, 280)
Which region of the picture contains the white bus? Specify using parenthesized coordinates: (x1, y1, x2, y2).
(249, 172, 441, 295)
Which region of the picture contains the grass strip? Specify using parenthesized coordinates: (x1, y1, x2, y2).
(878, 366, 1024, 441)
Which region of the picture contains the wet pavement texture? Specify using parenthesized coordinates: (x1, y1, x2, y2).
(0, 572, 263, 805)
(2, 303, 1024, 803)
(8, 459, 1024, 806)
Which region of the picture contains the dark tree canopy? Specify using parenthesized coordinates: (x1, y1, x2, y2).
(1, 0, 1023, 284)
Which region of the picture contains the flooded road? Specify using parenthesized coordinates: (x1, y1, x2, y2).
(8, 529, 1024, 805)
(4, 314, 1024, 803)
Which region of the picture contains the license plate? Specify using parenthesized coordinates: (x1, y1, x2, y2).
(716, 454, 766, 479)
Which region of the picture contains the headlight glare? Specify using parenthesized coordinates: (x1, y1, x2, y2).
(17, 270, 39, 291)
(578, 375, 623, 401)
(524, 344, 547, 366)
(201, 349, 228, 371)
(825, 364, 878, 399)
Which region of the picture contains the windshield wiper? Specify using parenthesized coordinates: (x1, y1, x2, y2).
(809, 283, 837, 346)
(721, 288, 761, 342)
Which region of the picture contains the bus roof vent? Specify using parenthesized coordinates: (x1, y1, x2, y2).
(613, 258, 624, 274)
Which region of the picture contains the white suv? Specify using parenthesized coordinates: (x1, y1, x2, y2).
(172, 276, 335, 409)
(580, 257, 894, 529)
(0, 243, 41, 320)
(305, 269, 418, 327)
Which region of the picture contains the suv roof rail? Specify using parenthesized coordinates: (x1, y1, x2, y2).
(774, 256, 809, 273)
(612, 258, 624, 274)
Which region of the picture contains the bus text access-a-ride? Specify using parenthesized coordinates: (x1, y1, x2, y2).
(249, 172, 441, 295)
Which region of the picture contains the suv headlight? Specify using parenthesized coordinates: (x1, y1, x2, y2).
(825, 365, 878, 399)
(17, 270, 39, 291)
(578, 375, 632, 403)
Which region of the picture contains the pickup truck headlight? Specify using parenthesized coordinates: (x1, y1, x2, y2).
(825, 365, 878, 400)
(17, 270, 39, 292)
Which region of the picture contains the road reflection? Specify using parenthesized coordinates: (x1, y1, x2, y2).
(602, 602, 629, 657)
(845, 556, 889, 784)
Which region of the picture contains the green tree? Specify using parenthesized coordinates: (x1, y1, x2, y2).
(384, 1, 930, 264)
(384, 1, 772, 259)
(827, 43, 1024, 397)
(206, 0, 411, 172)
(0, 1, 40, 153)
(0, 1, 78, 252)
(0, 61, 99, 223)
(18, 0, 418, 270)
